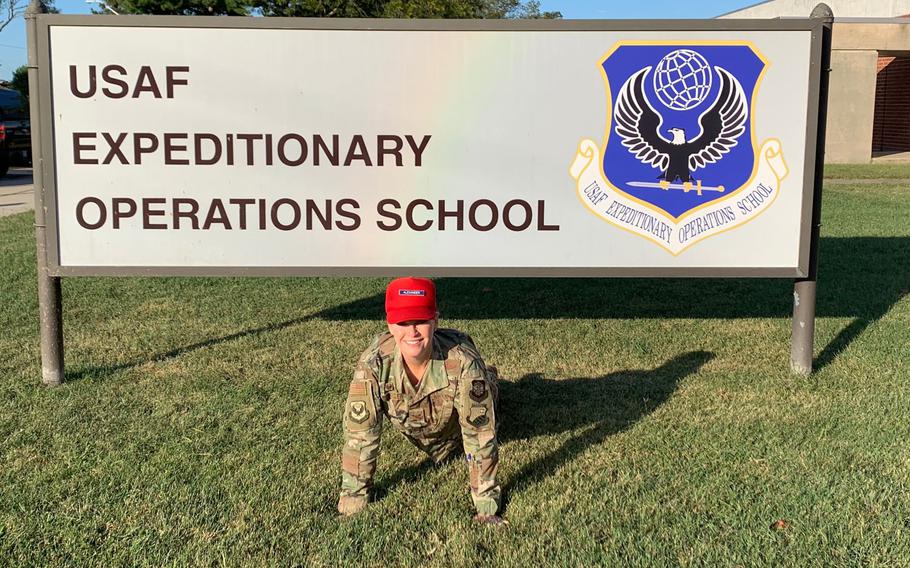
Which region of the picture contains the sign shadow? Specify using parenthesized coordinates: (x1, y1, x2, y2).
(316, 237, 908, 373)
(63, 236, 905, 382)
(64, 315, 317, 382)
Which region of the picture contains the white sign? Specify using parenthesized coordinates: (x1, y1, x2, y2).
(42, 20, 819, 275)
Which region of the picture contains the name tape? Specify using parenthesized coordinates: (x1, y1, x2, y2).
(398, 289, 426, 296)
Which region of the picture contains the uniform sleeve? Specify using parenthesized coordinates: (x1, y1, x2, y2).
(338, 356, 384, 515)
(455, 354, 501, 516)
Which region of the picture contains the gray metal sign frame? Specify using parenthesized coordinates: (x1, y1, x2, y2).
(26, 5, 832, 385)
(33, 14, 825, 279)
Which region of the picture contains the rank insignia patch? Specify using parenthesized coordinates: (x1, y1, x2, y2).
(349, 400, 370, 424)
(569, 42, 790, 254)
(469, 379, 488, 402)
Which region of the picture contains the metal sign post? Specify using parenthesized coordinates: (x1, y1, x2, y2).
(790, 3, 833, 375)
(26, 0, 64, 387)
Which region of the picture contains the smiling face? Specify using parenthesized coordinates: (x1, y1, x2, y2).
(387, 318, 437, 365)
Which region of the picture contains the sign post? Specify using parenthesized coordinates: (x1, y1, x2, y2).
(27, 0, 64, 387)
(790, 3, 832, 376)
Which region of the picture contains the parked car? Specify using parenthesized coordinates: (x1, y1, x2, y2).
(0, 87, 31, 177)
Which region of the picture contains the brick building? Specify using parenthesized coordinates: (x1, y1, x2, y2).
(721, 0, 910, 163)
(873, 56, 910, 152)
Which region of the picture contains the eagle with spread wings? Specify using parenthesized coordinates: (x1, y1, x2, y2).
(613, 65, 748, 185)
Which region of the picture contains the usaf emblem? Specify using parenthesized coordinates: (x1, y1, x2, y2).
(570, 43, 790, 254)
(349, 400, 370, 424)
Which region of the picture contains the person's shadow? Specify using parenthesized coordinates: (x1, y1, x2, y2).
(498, 350, 712, 500)
(373, 350, 713, 508)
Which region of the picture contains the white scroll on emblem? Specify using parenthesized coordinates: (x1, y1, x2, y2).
(570, 138, 789, 255)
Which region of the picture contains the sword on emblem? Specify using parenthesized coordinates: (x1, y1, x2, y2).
(627, 180, 725, 196)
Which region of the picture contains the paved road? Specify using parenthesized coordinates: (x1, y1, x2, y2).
(0, 168, 34, 218)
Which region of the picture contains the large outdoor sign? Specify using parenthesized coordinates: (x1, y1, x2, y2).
(35, 17, 824, 276)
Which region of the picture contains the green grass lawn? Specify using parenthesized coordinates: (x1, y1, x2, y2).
(1, 165, 908, 566)
(824, 162, 910, 179)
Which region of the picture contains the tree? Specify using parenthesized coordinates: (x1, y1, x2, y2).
(99, 0, 561, 19)
(1, 0, 56, 33)
(253, 0, 560, 18)
(10, 65, 28, 98)
(504, 0, 560, 19)
(98, 0, 249, 15)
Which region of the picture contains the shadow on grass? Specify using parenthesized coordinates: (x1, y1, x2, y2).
(372, 351, 712, 510)
(63, 237, 906, 381)
(499, 350, 712, 509)
(64, 315, 316, 382)
(315, 237, 908, 372)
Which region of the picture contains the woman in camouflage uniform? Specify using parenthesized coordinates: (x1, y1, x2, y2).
(337, 277, 504, 525)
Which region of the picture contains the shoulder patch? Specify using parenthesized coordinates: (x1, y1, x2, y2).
(349, 400, 370, 424)
(468, 405, 489, 427)
(345, 379, 377, 432)
(469, 379, 488, 402)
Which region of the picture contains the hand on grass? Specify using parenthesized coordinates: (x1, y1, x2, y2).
(337, 496, 367, 516)
(473, 514, 509, 527)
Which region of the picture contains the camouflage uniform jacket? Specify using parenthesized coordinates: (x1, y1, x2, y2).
(339, 328, 500, 516)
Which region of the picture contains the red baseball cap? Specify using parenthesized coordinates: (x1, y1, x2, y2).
(385, 277, 437, 324)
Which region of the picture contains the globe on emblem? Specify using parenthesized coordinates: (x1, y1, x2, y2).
(652, 49, 713, 111)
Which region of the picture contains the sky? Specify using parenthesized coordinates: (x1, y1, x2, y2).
(0, 0, 761, 81)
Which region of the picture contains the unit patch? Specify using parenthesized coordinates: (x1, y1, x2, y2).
(469, 379, 488, 402)
(468, 405, 488, 427)
(349, 400, 370, 424)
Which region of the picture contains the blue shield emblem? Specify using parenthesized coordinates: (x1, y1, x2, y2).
(601, 44, 766, 219)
